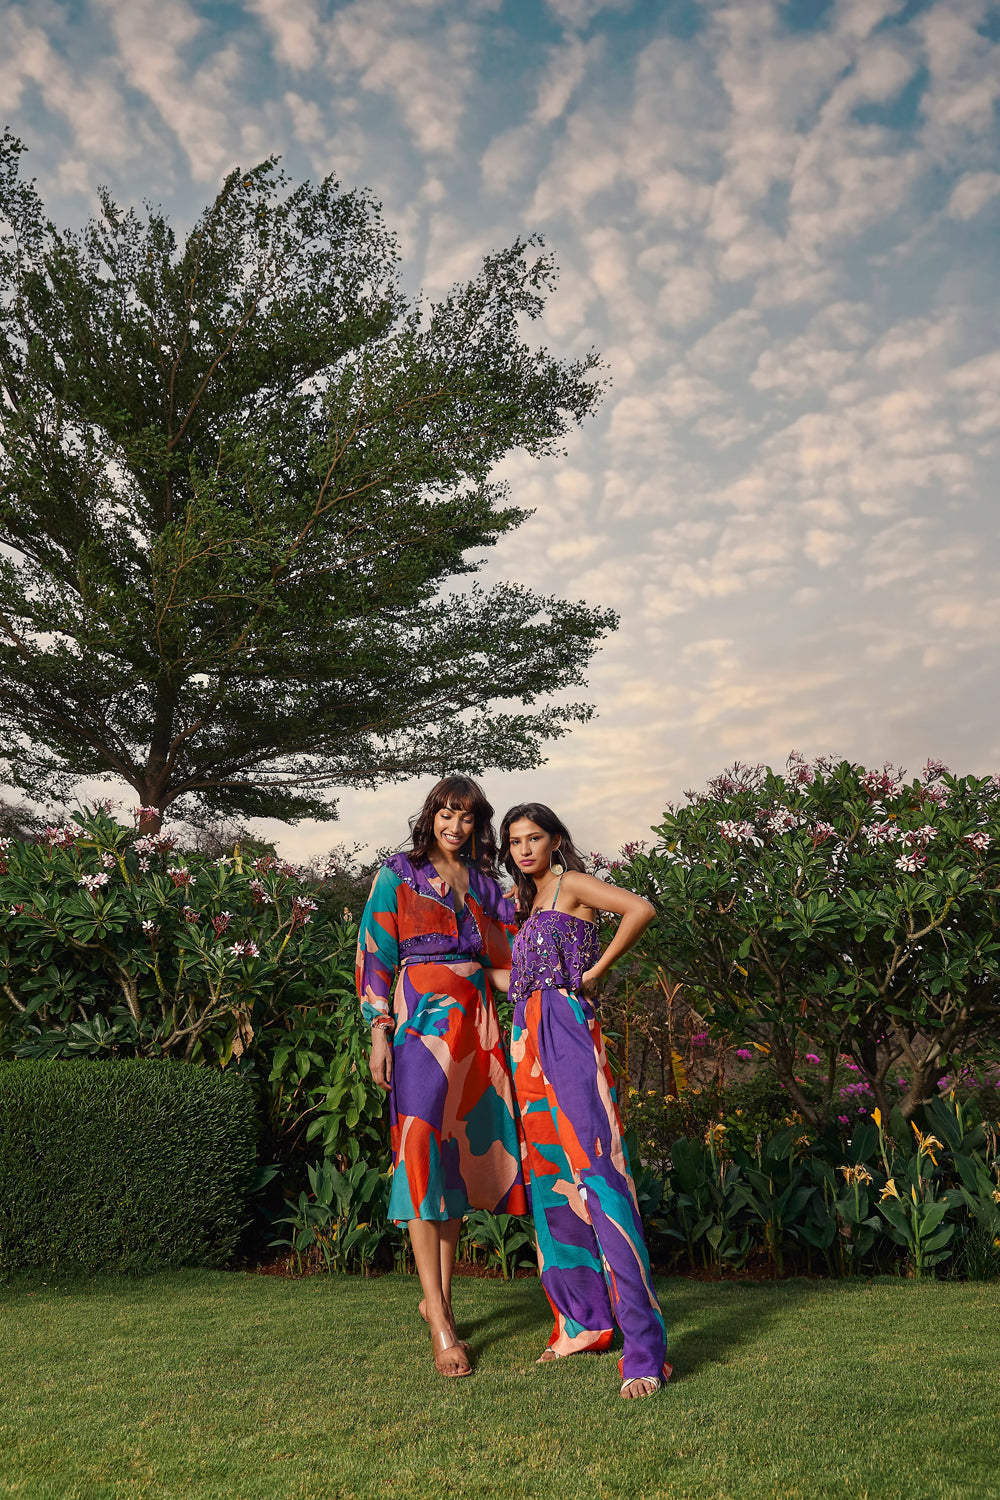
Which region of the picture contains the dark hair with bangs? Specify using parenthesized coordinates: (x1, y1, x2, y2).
(498, 802, 586, 923)
(406, 776, 500, 876)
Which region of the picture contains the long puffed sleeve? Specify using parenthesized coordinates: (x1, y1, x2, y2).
(356, 863, 401, 1026)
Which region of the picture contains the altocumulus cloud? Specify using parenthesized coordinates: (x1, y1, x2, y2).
(2, 0, 999, 860)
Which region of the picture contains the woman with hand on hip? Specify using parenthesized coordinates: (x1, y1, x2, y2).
(357, 776, 526, 1379)
(492, 802, 670, 1400)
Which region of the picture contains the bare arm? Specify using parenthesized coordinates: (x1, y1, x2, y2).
(369, 1026, 393, 1091)
(558, 870, 655, 990)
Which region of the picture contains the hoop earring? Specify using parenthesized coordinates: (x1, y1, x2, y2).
(549, 845, 563, 873)
(471, 828, 476, 862)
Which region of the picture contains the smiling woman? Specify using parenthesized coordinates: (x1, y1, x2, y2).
(356, 775, 525, 1380)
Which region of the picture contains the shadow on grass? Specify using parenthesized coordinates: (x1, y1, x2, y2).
(457, 1272, 829, 1379)
(458, 1278, 551, 1358)
(661, 1275, 901, 1383)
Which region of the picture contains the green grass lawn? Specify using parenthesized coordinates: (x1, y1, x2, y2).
(1, 1271, 998, 1500)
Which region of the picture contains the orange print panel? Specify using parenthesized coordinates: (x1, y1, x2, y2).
(396, 1115, 434, 1212)
(396, 883, 456, 942)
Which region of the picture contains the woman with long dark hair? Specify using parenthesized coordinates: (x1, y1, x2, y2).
(357, 776, 526, 1378)
(492, 802, 670, 1400)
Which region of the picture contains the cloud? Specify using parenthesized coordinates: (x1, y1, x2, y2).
(96, 0, 250, 181)
(918, 0, 1000, 147)
(544, 0, 633, 32)
(947, 170, 1000, 219)
(0, 3, 147, 177)
(247, 0, 320, 72)
(322, 1, 479, 157)
(534, 35, 601, 125)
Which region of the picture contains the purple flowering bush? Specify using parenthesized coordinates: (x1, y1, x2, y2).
(618, 755, 1000, 1128)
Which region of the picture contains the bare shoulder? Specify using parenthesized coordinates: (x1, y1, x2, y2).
(564, 868, 654, 918)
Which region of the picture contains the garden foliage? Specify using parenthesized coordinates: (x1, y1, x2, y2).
(620, 756, 1000, 1123)
(638, 1093, 1000, 1281)
(0, 1057, 257, 1276)
(0, 807, 388, 1228)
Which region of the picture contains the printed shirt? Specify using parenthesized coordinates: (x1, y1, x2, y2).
(356, 851, 516, 1025)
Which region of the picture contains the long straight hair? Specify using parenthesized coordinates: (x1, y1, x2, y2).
(498, 802, 586, 923)
(405, 775, 499, 876)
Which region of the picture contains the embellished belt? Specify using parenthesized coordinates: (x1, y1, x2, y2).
(400, 952, 479, 967)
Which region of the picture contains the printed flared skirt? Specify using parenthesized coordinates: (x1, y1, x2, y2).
(387, 957, 527, 1223)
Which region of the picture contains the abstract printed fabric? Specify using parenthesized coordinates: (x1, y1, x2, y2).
(510, 908, 669, 1382)
(356, 852, 527, 1223)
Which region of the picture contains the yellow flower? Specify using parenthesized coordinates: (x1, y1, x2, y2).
(872, 1107, 882, 1129)
(992, 1189, 1000, 1205)
(705, 1122, 727, 1150)
(911, 1124, 944, 1165)
(880, 1179, 899, 1201)
(840, 1164, 873, 1187)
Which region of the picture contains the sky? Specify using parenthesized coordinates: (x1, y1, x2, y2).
(3, 0, 1000, 862)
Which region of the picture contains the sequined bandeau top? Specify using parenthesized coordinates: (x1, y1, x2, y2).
(508, 908, 601, 1011)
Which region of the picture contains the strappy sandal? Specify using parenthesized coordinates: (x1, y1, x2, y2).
(430, 1326, 473, 1378)
(618, 1357, 673, 1398)
(419, 1300, 470, 1353)
(620, 1376, 663, 1397)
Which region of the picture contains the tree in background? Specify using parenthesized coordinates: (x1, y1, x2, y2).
(0, 132, 613, 826)
(618, 755, 1000, 1125)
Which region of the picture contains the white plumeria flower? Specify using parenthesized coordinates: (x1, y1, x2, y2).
(229, 939, 260, 958)
(895, 853, 926, 874)
(964, 831, 991, 851)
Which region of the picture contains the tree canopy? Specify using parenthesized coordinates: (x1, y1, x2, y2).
(0, 132, 614, 823)
(619, 755, 1000, 1124)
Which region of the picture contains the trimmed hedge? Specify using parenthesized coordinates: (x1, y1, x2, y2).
(0, 1059, 257, 1276)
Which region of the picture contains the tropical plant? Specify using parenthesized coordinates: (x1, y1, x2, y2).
(271, 1158, 392, 1275)
(661, 1133, 753, 1273)
(461, 1211, 535, 1280)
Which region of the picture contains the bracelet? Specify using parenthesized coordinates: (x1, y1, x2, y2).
(370, 1015, 393, 1034)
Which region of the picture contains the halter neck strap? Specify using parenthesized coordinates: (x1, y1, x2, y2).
(549, 869, 565, 910)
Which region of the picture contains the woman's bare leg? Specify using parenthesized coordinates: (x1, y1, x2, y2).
(409, 1219, 470, 1376)
(439, 1217, 461, 1314)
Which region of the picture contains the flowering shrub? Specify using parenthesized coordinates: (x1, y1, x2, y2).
(0, 804, 389, 1159)
(617, 756, 1000, 1126)
(0, 807, 345, 1065)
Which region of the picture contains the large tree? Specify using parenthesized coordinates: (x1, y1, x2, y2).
(0, 133, 613, 824)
